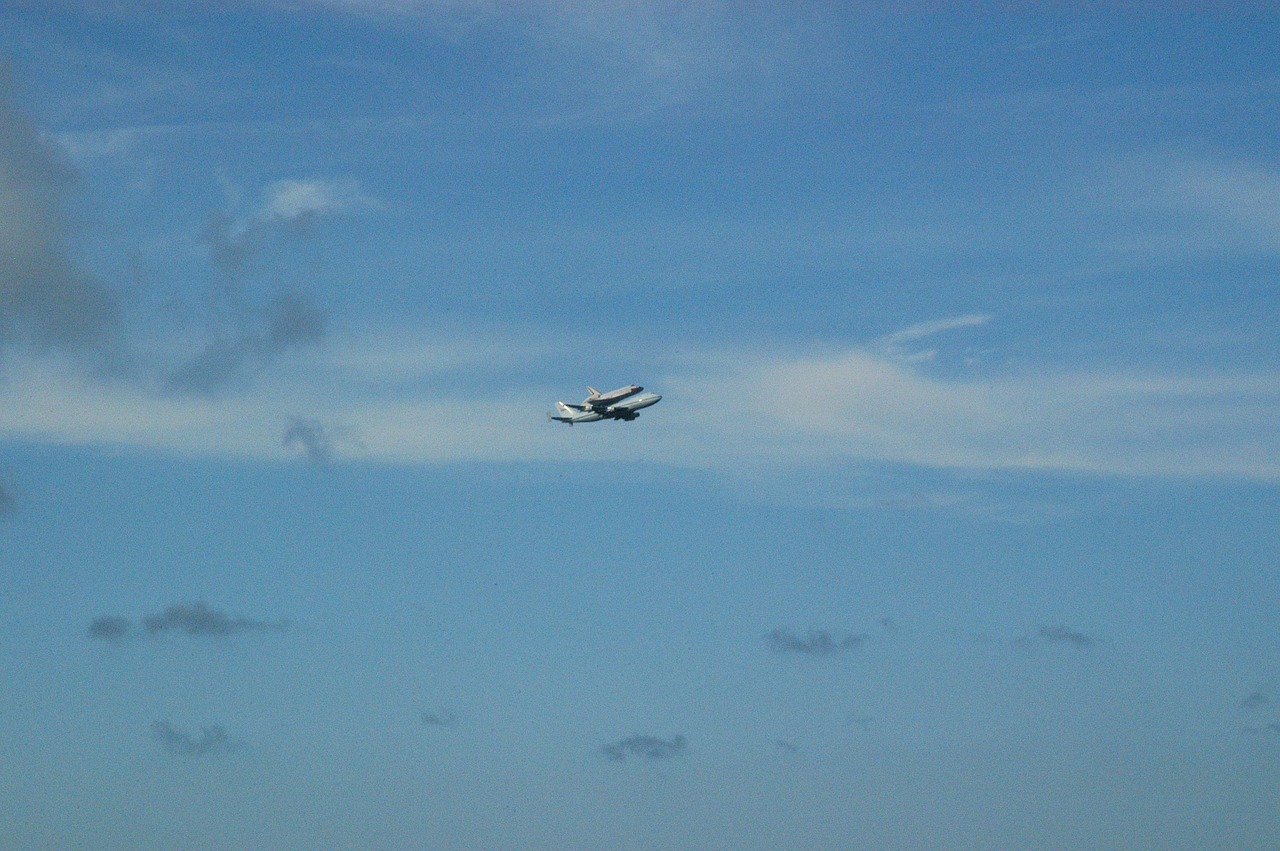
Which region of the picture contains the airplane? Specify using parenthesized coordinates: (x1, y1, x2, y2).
(548, 386, 662, 425)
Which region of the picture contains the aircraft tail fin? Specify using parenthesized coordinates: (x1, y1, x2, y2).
(549, 401, 576, 425)
(586, 386, 600, 396)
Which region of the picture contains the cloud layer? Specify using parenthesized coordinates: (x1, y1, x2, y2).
(4, 319, 1278, 481)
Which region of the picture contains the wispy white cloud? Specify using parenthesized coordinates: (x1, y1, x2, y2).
(684, 348, 1280, 477)
(876, 314, 991, 363)
(1, 320, 1277, 481)
(1159, 158, 1280, 252)
(882, 315, 992, 346)
(259, 178, 376, 221)
(298, 0, 812, 121)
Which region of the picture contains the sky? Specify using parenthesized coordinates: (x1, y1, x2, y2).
(1, 2, 1279, 848)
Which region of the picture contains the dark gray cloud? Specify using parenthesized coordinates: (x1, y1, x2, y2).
(163, 292, 327, 395)
(420, 709, 458, 728)
(1243, 723, 1280, 737)
(283, 417, 334, 463)
(161, 178, 342, 396)
(88, 615, 132, 641)
(1240, 688, 1270, 711)
(264, 292, 325, 351)
(765, 628, 868, 656)
(0, 67, 122, 361)
(163, 338, 247, 395)
(602, 734, 687, 762)
(141, 601, 290, 637)
(151, 721, 239, 757)
(0, 478, 14, 516)
(1037, 624, 1094, 649)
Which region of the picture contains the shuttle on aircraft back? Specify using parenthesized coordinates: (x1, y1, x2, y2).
(548, 385, 662, 424)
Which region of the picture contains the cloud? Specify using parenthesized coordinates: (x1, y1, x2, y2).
(1240, 688, 1271, 711)
(3, 322, 1279, 482)
(0, 478, 14, 516)
(261, 178, 372, 221)
(141, 601, 290, 637)
(602, 734, 687, 762)
(88, 615, 132, 641)
(201, 178, 371, 276)
(163, 294, 329, 396)
(1035, 624, 1095, 649)
(282, 417, 334, 463)
(163, 178, 361, 395)
(878, 314, 991, 359)
(150, 721, 239, 757)
(303, 1, 813, 123)
(1159, 158, 1280, 252)
(264, 293, 327, 352)
(420, 709, 458, 728)
(765, 628, 868, 657)
(0, 67, 122, 361)
(163, 338, 249, 396)
(670, 336, 1280, 479)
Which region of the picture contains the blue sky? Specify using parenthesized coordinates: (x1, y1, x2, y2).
(2, 3, 1279, 848)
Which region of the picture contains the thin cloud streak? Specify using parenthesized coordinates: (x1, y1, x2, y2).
(141, 602, 290, 637)
(300, 0, 819, 125)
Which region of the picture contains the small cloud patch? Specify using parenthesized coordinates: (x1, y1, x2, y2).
(282, 417, 334, 463)
(420, 709, 458, 728)
(602, 734, 687, 762)
(88, 616, 132, 641)
(1240, 688, 1270, 711)
(151, 721, 239, 757)
(1036, 625, 1094, 649)
(766, 628, 867, 656)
